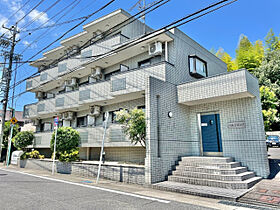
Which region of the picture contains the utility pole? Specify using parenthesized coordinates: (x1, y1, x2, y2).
(129, 0, 160, 34)
(0, 24, 20, 161)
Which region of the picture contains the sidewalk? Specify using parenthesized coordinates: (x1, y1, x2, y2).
(238, 148, 280, 208)
(0, 165, 257, 210)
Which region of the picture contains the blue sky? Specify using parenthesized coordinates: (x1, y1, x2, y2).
(0, 0, 279, 111)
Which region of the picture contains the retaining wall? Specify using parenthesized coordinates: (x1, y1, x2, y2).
(19, 159, 145, 185)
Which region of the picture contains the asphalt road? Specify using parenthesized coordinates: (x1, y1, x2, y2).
(268, 147, 280, 159)
(0, 169, 212, 210)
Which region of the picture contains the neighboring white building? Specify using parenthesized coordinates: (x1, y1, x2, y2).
(23, 9, 269, 185)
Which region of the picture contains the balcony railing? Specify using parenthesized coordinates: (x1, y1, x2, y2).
(24, 62, 173, 119)
(32, 124, 135, 148)
(26, 34, 129, 91)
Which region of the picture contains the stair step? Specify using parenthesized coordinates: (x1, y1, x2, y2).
(181, 156, 234, 163)
(152, 181, 250, 201)
(179, 161, 241, 169)
(168, 176, 262, 189)
(175, 166, 248, 175)
(172, 171, 255, 181)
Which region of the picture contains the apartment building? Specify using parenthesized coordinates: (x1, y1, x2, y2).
(24, 9, 269, 184)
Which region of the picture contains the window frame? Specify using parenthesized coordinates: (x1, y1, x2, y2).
(77, 116, 88, 127)
(188, 55, 208, 78)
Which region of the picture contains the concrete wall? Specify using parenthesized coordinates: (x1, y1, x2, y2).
(20, 159, 145, 184)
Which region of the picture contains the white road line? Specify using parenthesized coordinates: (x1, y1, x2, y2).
(0, 168, 170, 204)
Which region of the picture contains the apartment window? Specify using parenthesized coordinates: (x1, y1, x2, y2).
(103, 110, 119, 123)
(105, 70, 120, 81)
(189, 55, 207, 78)
(77, 116, 87, 127)
(120, 64, 129, 72)
(138, 58, 151, 68)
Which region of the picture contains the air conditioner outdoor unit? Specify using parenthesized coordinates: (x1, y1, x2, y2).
(65, 111, 75, 120)
(149, 41, 162, 56)
(89, 105, 101, 116)
(35, 91, 44, 99)
(91, 67, 103, 80)
(72, 45, 80, 54)
(70, 78, 77, 86)
(62, 112, 68, 120)
(39, 65, 46, 72)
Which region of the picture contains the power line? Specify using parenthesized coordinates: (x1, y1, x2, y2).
(9, 0, 171, 104)
(14, 0, 169, 64)
(19, 0, 63, 31)
(0, 0, 32, 39)
(9, 0, 116, 86)
(9, 0, 237, 103)
(7, 0, 117, 101)
(19, 0, 83, 53)
(4, 0, 32, 26)
(16, 0, 46, 24)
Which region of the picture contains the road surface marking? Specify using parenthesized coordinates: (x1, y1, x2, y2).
(0, 168, 170, 204)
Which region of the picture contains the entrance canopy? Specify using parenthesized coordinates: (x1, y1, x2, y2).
(177, 69, 259, 106)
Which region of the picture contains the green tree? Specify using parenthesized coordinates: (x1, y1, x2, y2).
(254, 50, 280, 130)
(235, 35, 264, 72)
(259, 86, 279, 131)
(115, 108, 146, 148)
(3, 121, 19, 148)
(265, 29, 280, 52)
(215, 48, 237, 71)
(13, 131, 34, 151)
(254, 50, 280, 97)
(50, 127, 80, 153)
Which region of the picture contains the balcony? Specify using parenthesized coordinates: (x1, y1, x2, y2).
(177, 69, 259, 106)
(26, 34, 129, 92)
(24, 62, 172, 119)
(32, 124, 136, 148)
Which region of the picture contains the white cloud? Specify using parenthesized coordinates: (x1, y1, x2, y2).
(28, 9, 51, 25)
(22, 40, 37, 49)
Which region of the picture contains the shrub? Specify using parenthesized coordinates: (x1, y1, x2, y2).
(50, 127, 80, 153)
(58, 149, 79, 162)
(21, 150, 45, 160)
(13, 131, 34, 150)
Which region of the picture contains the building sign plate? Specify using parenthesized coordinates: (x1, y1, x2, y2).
(228, 121, 246, 129)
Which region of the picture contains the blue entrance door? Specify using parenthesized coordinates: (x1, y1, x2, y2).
(201, 114, 222, 153)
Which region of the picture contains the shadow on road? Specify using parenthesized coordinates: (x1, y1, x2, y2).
(267, 148, 280, 179)
(267, 158, 280, 179)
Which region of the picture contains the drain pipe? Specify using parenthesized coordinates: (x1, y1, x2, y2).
(96, 111, 109, 184)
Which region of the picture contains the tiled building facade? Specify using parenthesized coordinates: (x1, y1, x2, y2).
(24, 9, 269, 184)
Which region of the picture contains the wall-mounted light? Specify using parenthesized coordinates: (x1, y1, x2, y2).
(168, 111, 173, 118)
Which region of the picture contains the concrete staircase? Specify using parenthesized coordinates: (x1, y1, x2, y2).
(153, 156, 262, 200)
